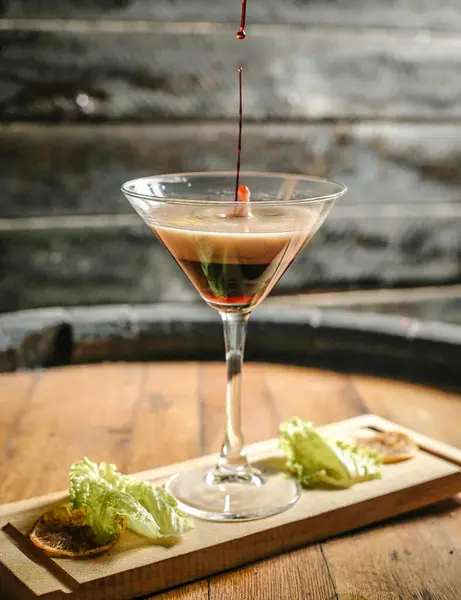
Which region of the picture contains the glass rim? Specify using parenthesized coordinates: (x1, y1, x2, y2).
(121, 170, 347, 206)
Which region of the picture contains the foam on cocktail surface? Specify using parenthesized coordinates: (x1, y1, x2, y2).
(147, 205, 319, 264)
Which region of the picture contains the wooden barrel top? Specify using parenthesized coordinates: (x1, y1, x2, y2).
(1, 361, 461, 598)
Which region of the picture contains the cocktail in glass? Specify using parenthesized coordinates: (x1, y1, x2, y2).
(122, 171, 346, 521)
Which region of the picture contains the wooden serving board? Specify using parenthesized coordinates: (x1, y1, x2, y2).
(1, 414, 461, 600)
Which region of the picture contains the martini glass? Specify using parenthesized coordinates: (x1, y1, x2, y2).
(122, 171, 346, 521)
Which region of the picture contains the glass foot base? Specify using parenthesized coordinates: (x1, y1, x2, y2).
(165, 465, 301, 521)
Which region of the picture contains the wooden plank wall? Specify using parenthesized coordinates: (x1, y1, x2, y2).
(1, 2, 461, 312)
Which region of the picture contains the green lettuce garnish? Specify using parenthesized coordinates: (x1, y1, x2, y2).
(98, 461, 194, 537)
(279, 418, 383, 489)
(69, 458, 193, 545)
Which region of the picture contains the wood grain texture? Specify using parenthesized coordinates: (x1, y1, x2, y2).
(2, 28, 461, 121)
(2, 0, 461, 30)
(127, 362, 200, 472)
(0, 371, 37, 471)
(1, 413, 460, 600)
(209, 546, 336, 600)
(0, 363, 144, 502)
(321, 412, 461, 599)
(353, 375, 461, 449)
(323, 500, 461, 599)
(2, 122, 461, 218)
(151, 581, 209, 600)
(1, 364, 461, 599)
(263, 364, 367, 424)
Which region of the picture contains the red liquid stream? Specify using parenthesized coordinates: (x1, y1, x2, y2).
(234, 67, 244, 203)
(234, 0, 247, 203)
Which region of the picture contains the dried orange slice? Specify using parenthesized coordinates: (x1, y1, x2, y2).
(30, 504, 124, 557)
(354, 430, 418, 464)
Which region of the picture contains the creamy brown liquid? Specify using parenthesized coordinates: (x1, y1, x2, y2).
(148, 205, 319, 309)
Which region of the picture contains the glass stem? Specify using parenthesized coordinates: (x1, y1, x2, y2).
(217, 312, 251, 473)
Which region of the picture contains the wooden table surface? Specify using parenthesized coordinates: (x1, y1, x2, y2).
(1, 362, 461, 599)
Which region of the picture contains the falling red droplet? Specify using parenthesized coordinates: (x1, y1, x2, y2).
(237, 0, 247, 41)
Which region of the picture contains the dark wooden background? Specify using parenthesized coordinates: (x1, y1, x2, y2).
(1, 1, 461, 313)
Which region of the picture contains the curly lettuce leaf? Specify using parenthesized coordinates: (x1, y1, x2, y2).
(70, 458, 162, 543)
(98, 462, 194, 537)
(279, 418, 383, 489)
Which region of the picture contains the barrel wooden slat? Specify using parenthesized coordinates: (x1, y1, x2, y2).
(1, 361, 461, 599)
(2, 362, 461, 507)
(127, 362, 201, 473)
(0, 371, 37, 463)
(263, 364, 366, 424)
(152, 581, 209, 600)
(0, 363, 144, 502)
(353, 375, 461, 449)
(322, 498, 461, 600)
(209, 546, 336, 600)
